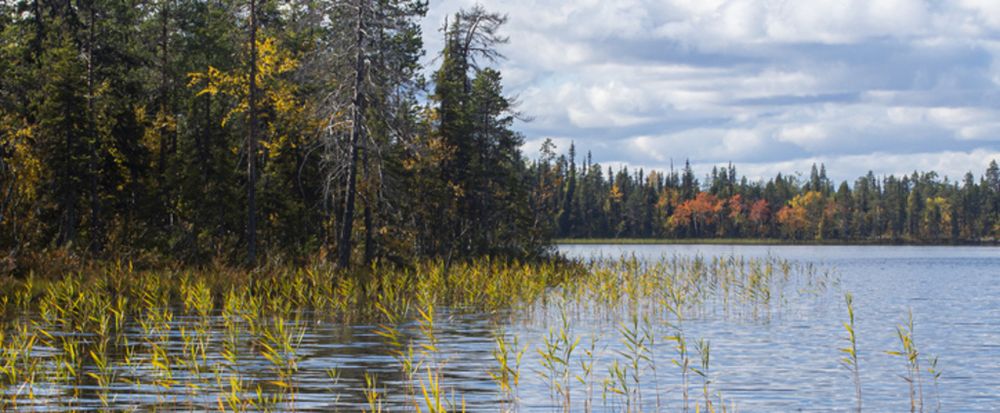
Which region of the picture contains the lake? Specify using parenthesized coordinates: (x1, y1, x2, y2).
(5, 244, 999, 412)
(553, 244, 1000, 412)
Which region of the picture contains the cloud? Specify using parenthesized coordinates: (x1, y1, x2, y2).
(422, 0, 1000, 181)
(726, 149, 1000, 183)
(777, 124, 828, 147)
(604, 149, 1000, 184)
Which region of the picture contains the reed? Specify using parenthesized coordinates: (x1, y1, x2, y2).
(641, 315, 662, 411)
(605, 359, 630, 411)
(616, 313, 648, 410)
(666, 327, 691, 412)
(839, 292, 862, 412)
(574, 333, 601, 413)
(257, 315, 305, 408)
(926, 355, 942, 413)
(363, 372, 383, 413)
(693, 339, 712, 412)
(887, 310, 924, 413)
(536, 303, 579, 410)
(0, 254, 941, 412)
(85, 310, 115, 408)
(489, 331, 526, 411)
(374, 298, 418, 398)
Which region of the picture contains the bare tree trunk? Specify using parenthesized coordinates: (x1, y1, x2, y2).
(363, 146, 373, 265)
(337, 0, 365, 269)
(247, 0, 259, 265)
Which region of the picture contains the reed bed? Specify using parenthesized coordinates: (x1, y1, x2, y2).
(0, 256, 939, 412)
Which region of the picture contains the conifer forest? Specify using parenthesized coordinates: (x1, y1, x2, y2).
(1, 1, 998, 269)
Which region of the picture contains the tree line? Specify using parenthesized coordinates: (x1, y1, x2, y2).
(0, 0, 549, 269)
(3, 1, 997, 274)
(532, 141, 1000, 243)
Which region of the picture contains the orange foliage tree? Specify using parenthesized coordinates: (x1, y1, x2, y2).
(776, 191, 831, 239)
(725, 194, 746, 236)
(669, 192, 723, 237)
(748, 199, 771, 237)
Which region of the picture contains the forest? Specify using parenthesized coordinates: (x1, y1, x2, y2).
(542, 144, 1000, 243)
(2, 0, 999, 274)
(0, 0, 553, 270)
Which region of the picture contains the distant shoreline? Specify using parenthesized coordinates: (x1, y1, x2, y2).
(555, 238, 999, 246)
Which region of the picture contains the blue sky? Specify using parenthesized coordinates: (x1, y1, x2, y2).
(422, 0, 1000, 183)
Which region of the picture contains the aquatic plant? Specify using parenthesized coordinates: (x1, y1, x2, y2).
(616, 313, 649, 410)
(666, 327, 692, 412)
(258, 315, 305, 407)
(926, 355, 942, 413)
(536, 303, 579, 410)
(0, 254, 937, 412)
(840, 292, 862, 412)
(574, 334, 601, 413)
(375, 299, 418, 397)
(363, 372, 383, 413)
(693, 339, 712, 412)
(887, 310, 924, 413)
(489, 331, 526, 411)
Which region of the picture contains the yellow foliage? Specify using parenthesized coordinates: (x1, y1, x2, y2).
(1, 121, 41, 203)
(187, 36, 303, 136)
(787, 191, 825, 211)
(924, 196, 949, 216)
(609, 184, 623, 203)
(923, 196, 952, 236)
(777, 191, 828, 239)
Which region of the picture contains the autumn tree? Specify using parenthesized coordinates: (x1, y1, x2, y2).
(776, 191, 829, 240)
(669, 192, 723, 237)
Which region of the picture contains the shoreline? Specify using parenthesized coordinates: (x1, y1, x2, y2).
(555, 238, 1000, 246)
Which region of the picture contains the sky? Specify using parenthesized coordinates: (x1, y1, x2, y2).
(419, 0, 1000, 183)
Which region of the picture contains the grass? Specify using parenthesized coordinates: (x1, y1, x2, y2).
(0, 254, 942, 412)
(840, 292, 862, 413)
(887, 310, 924, 413)
(488, 330, 525, 410)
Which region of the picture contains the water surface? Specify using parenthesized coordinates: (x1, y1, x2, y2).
(557, 244, 1000, 412)
(7, 244, 999, 412)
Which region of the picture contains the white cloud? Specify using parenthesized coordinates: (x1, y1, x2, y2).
(955, 0, 1000, 30)
(422, 0, 1000, 180)
(778, 125, 828, 147)
(610, 149, 1000, 183)
(718, 129, 767, 159)
(729, 149, 1000, 182)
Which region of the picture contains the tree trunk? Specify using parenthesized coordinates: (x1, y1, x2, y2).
(87, 1, 101, 253)
(157, 0, 169, 190)
(247, 0, 258, 265)
(337, 0, 365, 269)
(363, 146, 373, 265)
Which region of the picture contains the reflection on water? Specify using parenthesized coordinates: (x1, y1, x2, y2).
(3, 245, 999, 412)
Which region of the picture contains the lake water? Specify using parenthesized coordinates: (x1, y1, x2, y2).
(554, 244, 1000, 412)
(6, 244, 999, 412)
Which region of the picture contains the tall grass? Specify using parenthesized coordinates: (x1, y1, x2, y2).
(840, 292, 862, 413)
(0, 254, 940, 412)
(887, 310, 924, 413)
